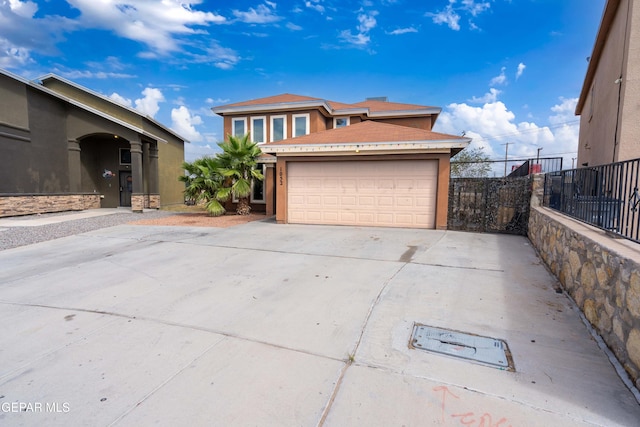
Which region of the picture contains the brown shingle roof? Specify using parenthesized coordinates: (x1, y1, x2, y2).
(264, 120, 465, 145)
(218, 93, 323, 108)
(350, 99, 438, 112)
(215, 93, 438, 116)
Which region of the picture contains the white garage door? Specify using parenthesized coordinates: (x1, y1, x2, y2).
(287, 160, 438, 228)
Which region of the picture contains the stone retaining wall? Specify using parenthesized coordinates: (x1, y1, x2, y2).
(0, 194, 101, 217)
(528, 176, 640, 388)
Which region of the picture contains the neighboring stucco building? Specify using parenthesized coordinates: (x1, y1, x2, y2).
(213, 94, 469, 229)
(0, 69, 187, 217)
(576, 0, 640, 166)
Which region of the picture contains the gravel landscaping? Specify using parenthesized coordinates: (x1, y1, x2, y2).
(0, 210, 269, 251)
(0, 211, 173, 251)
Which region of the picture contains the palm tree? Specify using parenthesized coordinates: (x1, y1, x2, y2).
(216, 134, 264, 215)
(179, 156, 227, 216)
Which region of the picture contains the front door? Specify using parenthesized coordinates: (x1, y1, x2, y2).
(119, 171, 132, 207)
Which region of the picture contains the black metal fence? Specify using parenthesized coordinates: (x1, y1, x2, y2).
(448, 176, 532, 235)
(543, 158, 640, 243)
(508, 157, 564, 177)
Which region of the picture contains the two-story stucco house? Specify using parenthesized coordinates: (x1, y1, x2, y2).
(0, 69, 187, 217)
(576, 0, 640, 167)
(213, 94, 470, 229)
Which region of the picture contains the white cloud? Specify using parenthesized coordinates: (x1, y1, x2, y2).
(427, 0, 491, 31)
(66, 0, 226, 53)
(171, 105, 203, 142)
(387, 27, 418, 35)
(305, 0, 325, 13)
(516, 62, 526, 80)
(340, 11, 378, 47)
(549, 97, 578, 124)
(8, 0, 38, 18)
(426, 1, 460, 31)
(469, 88, 501, 104)
(0, 39, 32, 68)
(0, 1, 75, 61)
(461, 0, 491, 17)
(205, 97, 230, 104)
(232, 3, 281, 24)
(134, 87, 165, 118)
(186, 41, 240, 69)
(59, 70, 136, 79)
(435, 99, 579, 175)
(489, 67, 507, 86)
(287, 22, 302, 31)
(109, 92, 133, 107)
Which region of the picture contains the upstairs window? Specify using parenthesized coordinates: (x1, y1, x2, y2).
(251, 116, 266, 144)
(334, 117, 350, 128)
(293, 114, 310, 137)
(271, 115, 286, 142)
(232, 117, 247, 137)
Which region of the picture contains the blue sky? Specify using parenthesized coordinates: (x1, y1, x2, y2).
(1, 0, 605, 170)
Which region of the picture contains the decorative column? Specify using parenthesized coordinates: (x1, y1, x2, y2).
(130, 139, 144, 212)
(67, 139, 81, 193)
(148, 141, 160, 209)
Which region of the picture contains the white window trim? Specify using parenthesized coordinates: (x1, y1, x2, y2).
(292, 113, 310, 137)
(251, 116, 266, 144)
(333, 116, 350, 128)
(232, 117, 247, 137)
(270, 115, 287, 142)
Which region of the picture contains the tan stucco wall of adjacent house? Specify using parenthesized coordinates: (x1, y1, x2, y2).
(578, 0, 640, 166)
(618, 0, 640, 162)
(42, 79, 146, 129)
(158, 138, 186, 206)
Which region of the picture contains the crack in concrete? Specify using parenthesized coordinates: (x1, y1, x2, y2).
(316, 261, 409, 427)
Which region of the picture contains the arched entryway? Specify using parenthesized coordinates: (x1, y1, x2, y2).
(69, 133, 160, 210)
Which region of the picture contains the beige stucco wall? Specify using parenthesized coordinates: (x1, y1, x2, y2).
(158, 138, 185, 206)
(618, 0, 640, 162)
(578, 0, 640, 166)
(42, 79, 145, 129)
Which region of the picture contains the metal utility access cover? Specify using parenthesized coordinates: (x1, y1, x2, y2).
(410, 324, 513, 370)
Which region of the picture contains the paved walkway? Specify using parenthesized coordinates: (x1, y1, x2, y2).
(0, 218, 639, 426)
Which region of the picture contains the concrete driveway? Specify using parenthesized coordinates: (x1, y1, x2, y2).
(1, 219, 639, 426)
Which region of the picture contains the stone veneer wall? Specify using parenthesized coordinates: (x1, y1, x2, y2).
(0, 194, 101, 217)
(528, 175, 640, 388)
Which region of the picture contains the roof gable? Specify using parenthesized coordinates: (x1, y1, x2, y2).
(38, 73, 187, 142)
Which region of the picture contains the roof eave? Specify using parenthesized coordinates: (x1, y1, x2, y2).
(213, 100, 333, 116)
(261, 139, 470, 155)
(366, 107, 442, 118)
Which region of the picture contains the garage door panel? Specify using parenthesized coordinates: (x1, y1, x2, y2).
(358, 196, 375, 207)
(377, 196, 394, 207)
(287, 160, 437, 228)
(323, 196, 339, 205)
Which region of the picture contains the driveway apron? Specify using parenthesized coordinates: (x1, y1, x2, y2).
(0, 220, 639, 426)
